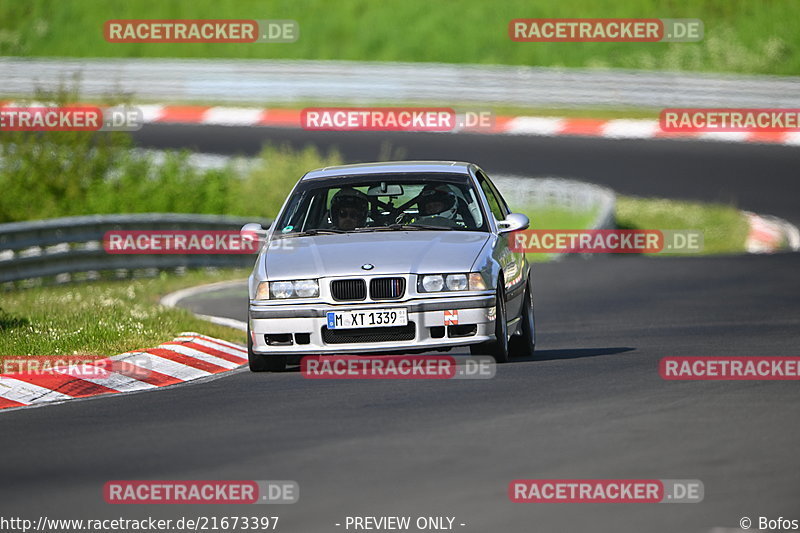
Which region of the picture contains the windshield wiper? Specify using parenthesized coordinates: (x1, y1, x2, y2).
(276, 228, 347, 238)
(355, 224, 455, 232)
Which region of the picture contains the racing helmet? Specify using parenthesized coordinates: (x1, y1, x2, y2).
(418, 184, 458, 220)
(330, 188, 369, 228)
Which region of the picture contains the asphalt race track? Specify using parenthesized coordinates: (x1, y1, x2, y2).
(1, 127, 798, 533)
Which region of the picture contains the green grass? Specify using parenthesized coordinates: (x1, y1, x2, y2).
(0, 269, 248, 358)
(518, 205, 600, 262)
(1, 0, 797, 75)
(216, 101, 663, 120)
(517, 196, 749, 261)
(524, 207, 599, 230)
(616, 196, 749, 254)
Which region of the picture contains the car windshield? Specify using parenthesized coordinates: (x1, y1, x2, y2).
(273, 173, 488, 235)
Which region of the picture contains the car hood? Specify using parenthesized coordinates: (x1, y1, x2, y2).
(264, 231, 490, 279)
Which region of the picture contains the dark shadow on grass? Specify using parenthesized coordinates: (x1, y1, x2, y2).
(0, 308, 29, 330)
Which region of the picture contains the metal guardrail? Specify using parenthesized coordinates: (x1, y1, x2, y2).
(0, 214, 270, 287)
(493, 175, 616, 231)
(2, 57, 799, 109)
(494, 175, 616, 261)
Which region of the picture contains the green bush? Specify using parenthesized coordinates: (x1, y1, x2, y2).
(0, 89, 342, 223)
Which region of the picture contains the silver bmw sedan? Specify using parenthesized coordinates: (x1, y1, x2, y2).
(243, 161, 535, 371)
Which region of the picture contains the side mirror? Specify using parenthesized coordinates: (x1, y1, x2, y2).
(241, 223, 267, 238)
(497, 213, 529, 234)
(241, 223, 268, 252)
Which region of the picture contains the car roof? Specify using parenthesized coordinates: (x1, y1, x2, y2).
(302, 161, 474, 180)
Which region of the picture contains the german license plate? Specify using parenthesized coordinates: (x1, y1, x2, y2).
(326, 309, 408, 329)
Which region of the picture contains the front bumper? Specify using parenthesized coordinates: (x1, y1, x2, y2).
(249, 294, 496, 354)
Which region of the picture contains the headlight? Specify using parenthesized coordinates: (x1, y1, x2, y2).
(293, 279, 320, 298)
(419, 273, 483, 292)
(257, 279, 319, 300)
(421, 274, 445, 292)
(270, 281, 295, 299)
(445, 274, 468, 291)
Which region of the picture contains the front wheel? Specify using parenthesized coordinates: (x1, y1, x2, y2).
(247, 324, 287, 372)
(470, 281, 510, 363)
(510, 277, 535, 358)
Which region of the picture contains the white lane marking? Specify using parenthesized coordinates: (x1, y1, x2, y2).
(504, 116, 565, 136)
(783, 132, 800, 145)
(182, 313, 247, 332)
(698, 131, 750, 142)
(0, 377, 73, 404)
(161, 283, 248, 333)
(160, 280, 246, 308)
(137, 104, 165, 123)
(202, 106, 263, 125)
(602, 119, 660, 138)
(160, 344, 240, 369)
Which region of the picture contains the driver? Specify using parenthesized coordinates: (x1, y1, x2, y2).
(330, 188, 369, 230)
(415, 184, 459, 226)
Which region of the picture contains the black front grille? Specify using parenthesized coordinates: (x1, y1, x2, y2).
(330, 279, 367, 301)
(370, 277, 406, 300)
(321, 322, 416, 344)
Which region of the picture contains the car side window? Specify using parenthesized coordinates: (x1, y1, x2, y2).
(477, 171, 507, 220)
(487, 177, 511, 216)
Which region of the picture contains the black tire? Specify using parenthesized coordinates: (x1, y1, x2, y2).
(510, 277, 536, 358)
(247, 325, 287, 372)
(470, 280, 510, 363)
